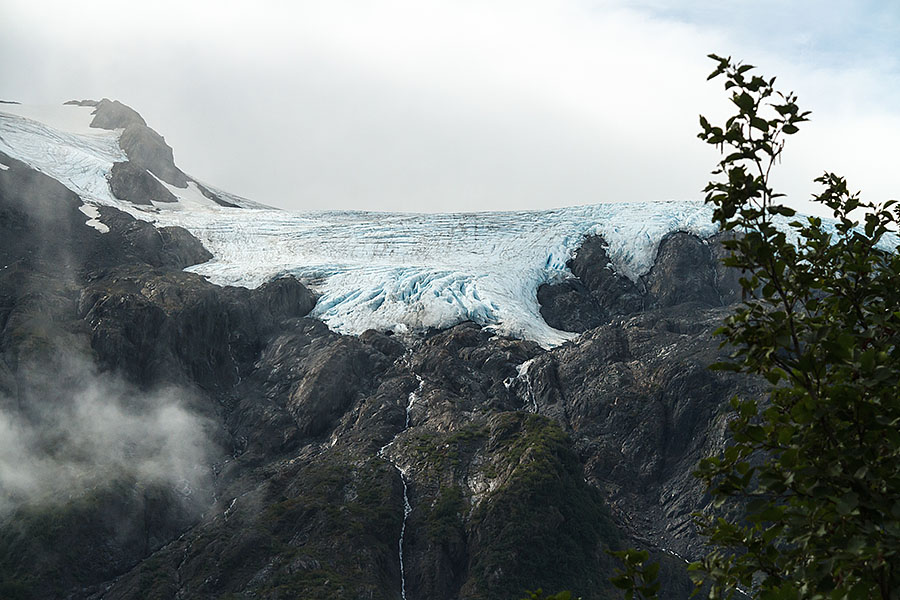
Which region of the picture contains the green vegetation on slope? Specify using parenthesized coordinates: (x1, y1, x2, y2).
(463, 413, 621, 600)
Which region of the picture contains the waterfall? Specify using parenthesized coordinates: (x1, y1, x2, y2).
(398, 471, 412, 600)
(515, 358, 538, 413)
(379, 374, 425, 600)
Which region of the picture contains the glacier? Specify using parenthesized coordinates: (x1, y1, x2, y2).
(0, 104, 721, 346)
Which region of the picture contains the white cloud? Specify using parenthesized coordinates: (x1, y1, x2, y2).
(0, 0, 897, 212)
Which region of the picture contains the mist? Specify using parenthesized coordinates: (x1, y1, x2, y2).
(0, 353, 217, 516)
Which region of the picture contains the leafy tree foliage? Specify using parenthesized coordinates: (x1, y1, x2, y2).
(616, 54, 900, 599)
(609, 549, 661, 600)
(691, 53, 900, 600)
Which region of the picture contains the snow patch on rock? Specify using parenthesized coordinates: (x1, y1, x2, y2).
(78, 204, 110, 234)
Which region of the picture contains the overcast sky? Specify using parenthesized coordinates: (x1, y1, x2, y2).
(1, 0, 898, 213)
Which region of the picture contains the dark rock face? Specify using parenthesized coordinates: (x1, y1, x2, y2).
(2, 146, 757, 599)
(537, 279, 607, 332)
(116, 122, 189, 188)
(540, 232, 742, 333)
(539, 235, 644, 332)
(568, 235, 644, 313)
(94, 206, 212, 269)
(0, 150, 88, 270)
(108, 161, 178, 204)
(646, 232, 721, 308)
(252, 323, 385, 441)
(709, 231, 743, 306)
(515, 311, 763, 558)
(88, 98, 188, 188)
(77, 267, 317, 393)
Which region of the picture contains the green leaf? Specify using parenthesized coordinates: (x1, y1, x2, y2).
(836, 491, 859, 515)
(751, 116, 769, 132)
(733, 92, 754, 112)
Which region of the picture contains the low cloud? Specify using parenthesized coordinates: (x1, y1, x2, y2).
(0, 355, 217, 515)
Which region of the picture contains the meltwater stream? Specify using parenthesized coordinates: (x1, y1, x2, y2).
(379, 373, 424, 600)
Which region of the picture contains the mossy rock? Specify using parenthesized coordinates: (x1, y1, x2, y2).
(461, 413, 622, 600)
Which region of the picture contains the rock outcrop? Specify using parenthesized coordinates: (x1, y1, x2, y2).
(107, 161, 178, 204)
(539, 232, 742, 333)
(88, 99, 188, 188)
(81, 99, 238, 207)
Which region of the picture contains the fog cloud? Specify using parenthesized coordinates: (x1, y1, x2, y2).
(0, 355, 216, 515)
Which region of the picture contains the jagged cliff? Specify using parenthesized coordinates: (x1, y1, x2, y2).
(0, 101, 761, 600)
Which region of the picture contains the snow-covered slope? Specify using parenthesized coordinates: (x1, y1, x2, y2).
(0, 103, 719, 346)
(0, 104, 125, 211)
(173, 204, 717, 345)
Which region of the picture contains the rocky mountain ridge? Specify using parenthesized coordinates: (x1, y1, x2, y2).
(0, 101, 759, 600)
